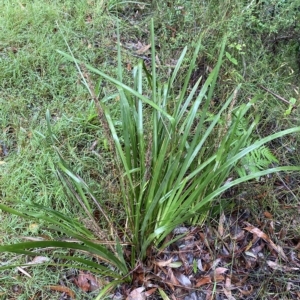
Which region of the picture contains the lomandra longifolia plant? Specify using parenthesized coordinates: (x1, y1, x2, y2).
(1, 20, 300, 297)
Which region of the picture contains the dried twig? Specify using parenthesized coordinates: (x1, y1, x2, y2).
(258, 85, 296, 107)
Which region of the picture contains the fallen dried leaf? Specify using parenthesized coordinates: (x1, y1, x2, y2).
(195, 276, 211, 287)
(238, 285, 253, 296)
(174, 272, 192, 287)
(263, 211, 273, 219)
(214, 267, 228, 276)
(210, 258, 221, 270)
(213, 274, 225, 282)
(173, 227, 188, 234)
(46, 285, 75, 299)
(230, 225, 245, 241)
(266, 260, 299, 272)
(136, 44, 151, 54)
(155, 258, 173, 267)
(205, 290, 213, 300)
(166, 268, 179, 290)
(74, 271, 100, 292)
(279, 227, 287, 240)
(268, 220, 274, 235)
(197, 259, 204, 272)
(127, 287, 146, 300)
(295, 240, 300, 250)
(275, 245, 289, 262)
(145, 288, 157, 297)
(245, 251, 257, 259)
(30, 256, 51, 264)
(251, 242, 265, 255)
(286, 282, 292, 292)
(223, 276, 235, 300)
(244, 222, 288, 261)
(19, 256, 51, 271)
(16, 266, 31, 278)
(127, 62, 132, 71)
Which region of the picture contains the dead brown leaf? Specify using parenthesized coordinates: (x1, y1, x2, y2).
(205, 290, 213, 300)
(197, 259, 204, 272)
(46, 285, 75, 299)
(74, 271, 100, 292)
(210, 266, 228, 283)
(18, 256, 51, 274)
(163, 268, 177, 291)
(244, 222, 288, 261)
(238, 285, 254, 296)
(174, 272, 192, 287)
(263, 211, 273, 219)
(145, 288, 157, 297)
(230, 225, 245, 241)
(223, 276, 235, 300)
(266, 260, 299, 272)
(16, 266, 31, 278)
(268, 220, 275, 235)
(127, 62, 132, 71)
(127, 287, 146, 300)
(210, 258, 221, 270)
(132, 264, 146, 285)
(195, 276, 211, 287)
(30, 256, 51, 264)
(154, 257, 173, 267)
(251, 242, 265, 255)
(136, 44, 151, 54)
(170, 293, 177, 300)
(213, 267, 228, 276)
(279, 227, 287, 240)
(213, 274, 225, 282)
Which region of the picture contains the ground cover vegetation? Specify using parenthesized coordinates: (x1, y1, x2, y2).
(0, 0, 300, 299)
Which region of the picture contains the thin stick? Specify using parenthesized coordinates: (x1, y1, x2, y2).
(258, 85, 296, 107)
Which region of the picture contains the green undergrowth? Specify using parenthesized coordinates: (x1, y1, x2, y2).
(0, 0, 299, 298)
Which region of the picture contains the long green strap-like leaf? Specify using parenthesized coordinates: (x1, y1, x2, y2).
(156, 165, 300, 246)
(0, 240, 127, 274)
(174, 37, 203, 116)
(56, 50, 174, 124)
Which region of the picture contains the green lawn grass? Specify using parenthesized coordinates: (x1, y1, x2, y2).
(1, 0, 299, 299)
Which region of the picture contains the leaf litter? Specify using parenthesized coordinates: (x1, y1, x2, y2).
(15, 207, 299, 299)
(108, 209, 300, 299)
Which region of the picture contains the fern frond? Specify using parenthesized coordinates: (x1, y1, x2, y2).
(236, 145, 278, 178)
